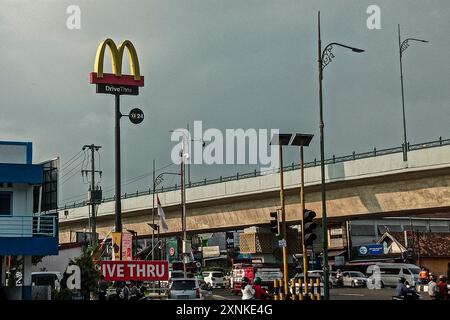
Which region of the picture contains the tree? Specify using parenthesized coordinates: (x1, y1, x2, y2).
(69, 244, 100, 300)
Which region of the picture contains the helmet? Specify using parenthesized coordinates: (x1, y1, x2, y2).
(242, 277, 250, 284)
(254, 277, 262, 285)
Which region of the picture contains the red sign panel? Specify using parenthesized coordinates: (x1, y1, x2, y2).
(100, 260, 169, 281)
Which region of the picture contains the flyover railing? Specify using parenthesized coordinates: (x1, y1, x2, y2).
(60, 137, 450, 210)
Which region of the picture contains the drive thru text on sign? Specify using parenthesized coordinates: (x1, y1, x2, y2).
(100, 260, 169, 281)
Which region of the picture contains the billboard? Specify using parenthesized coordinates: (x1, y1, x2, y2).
(100, 260, 169, 281)
(121, 232, 133, 261)
(111, 232, 122, 260)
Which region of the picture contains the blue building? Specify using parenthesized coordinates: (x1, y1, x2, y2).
(0, 141, 59, 300)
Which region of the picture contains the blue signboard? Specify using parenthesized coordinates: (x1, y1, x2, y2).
(367, 244, 384, 255)
(358, 244, 384, 256)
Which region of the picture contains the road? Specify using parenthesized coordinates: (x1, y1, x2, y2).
(208, 287, 431, 301)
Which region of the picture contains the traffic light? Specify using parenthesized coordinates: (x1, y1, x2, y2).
(303, 209, 317, 246)
(269, 210, 281, 236)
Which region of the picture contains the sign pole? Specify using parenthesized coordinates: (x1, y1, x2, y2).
(115, 93, 122, 237)
(90, 39, 145, 259)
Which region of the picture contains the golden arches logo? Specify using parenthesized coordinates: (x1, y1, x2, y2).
(90, 39, 144, 87)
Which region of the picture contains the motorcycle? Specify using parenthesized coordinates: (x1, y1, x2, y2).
(392, 291, 421, 301)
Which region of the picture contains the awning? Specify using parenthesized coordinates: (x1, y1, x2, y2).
(316, 250, 346, 258)
(327, 250, 346, 258)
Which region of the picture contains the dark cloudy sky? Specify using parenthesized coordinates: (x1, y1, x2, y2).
(0, 0, 449, 205)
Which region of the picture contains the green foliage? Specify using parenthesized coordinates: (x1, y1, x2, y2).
(69, 244, 100, 299)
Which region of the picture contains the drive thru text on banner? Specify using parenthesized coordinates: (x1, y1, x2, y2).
(100, 260, 169, 281)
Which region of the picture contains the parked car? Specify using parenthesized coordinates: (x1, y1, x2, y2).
(202, 271, 227, 289)
(341, 271, 367, 288)
(168, 278, 203, 300)
(366, 263, 420, 288)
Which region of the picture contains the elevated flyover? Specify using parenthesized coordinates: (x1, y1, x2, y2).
(58, 139, 450, 243)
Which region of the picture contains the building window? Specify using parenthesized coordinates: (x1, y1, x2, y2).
(378, 225, 402, 234)
(403, 225, 427, 232)
(430, 225, 449, 232)
(0, 192, 12, 215)
(351, 225, 375, 236)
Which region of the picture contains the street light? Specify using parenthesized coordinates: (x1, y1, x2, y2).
(398, 24, 428, 162)
(151, 168, 180, 260)
(169, 129, 204, 277)
(317, 11, 364, 300)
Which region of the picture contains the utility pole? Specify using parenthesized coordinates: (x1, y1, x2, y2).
(181, 141, 187, 278)
(152, 159, 156, 260)
(82, 144, 102, 245)
(187, 123, 191, 186)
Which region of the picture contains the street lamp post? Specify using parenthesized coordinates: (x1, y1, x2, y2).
(397, 24, 428, 162)
(170, 129, 204, 277)
(152, 169, 180, 260)
(317, 11, 364, 300)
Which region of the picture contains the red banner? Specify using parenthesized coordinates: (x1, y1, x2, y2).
(100, 260, 169, 281)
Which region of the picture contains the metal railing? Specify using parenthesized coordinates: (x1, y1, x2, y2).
(0, 215, 57, 237)
(60, 137, 450, 210)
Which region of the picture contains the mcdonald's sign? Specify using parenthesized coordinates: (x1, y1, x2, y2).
(90, 39, 144, 95)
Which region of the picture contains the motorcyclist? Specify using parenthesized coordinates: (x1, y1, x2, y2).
(253, 277, 271, 300)
(241, 277, 255, 300)
(336, 269, 344, 287)
(395, 277, 418, 300)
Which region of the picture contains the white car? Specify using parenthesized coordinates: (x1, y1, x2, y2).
(341, 271, 367, 288)
(168, 278, 203, 300)
(202, 271, 227, 289)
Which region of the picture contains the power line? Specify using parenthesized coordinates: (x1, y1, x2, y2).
(59, 160, 83, 179)
(60, 169, 82, 185)
(61, 162, 175, 204)
(60, 151, 84, 171)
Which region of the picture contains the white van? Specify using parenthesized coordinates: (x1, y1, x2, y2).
(366, 263, 420, 288)
(31, 272, 63, 292)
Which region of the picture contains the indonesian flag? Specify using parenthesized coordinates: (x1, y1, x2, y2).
(157, 195, 169, 232)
